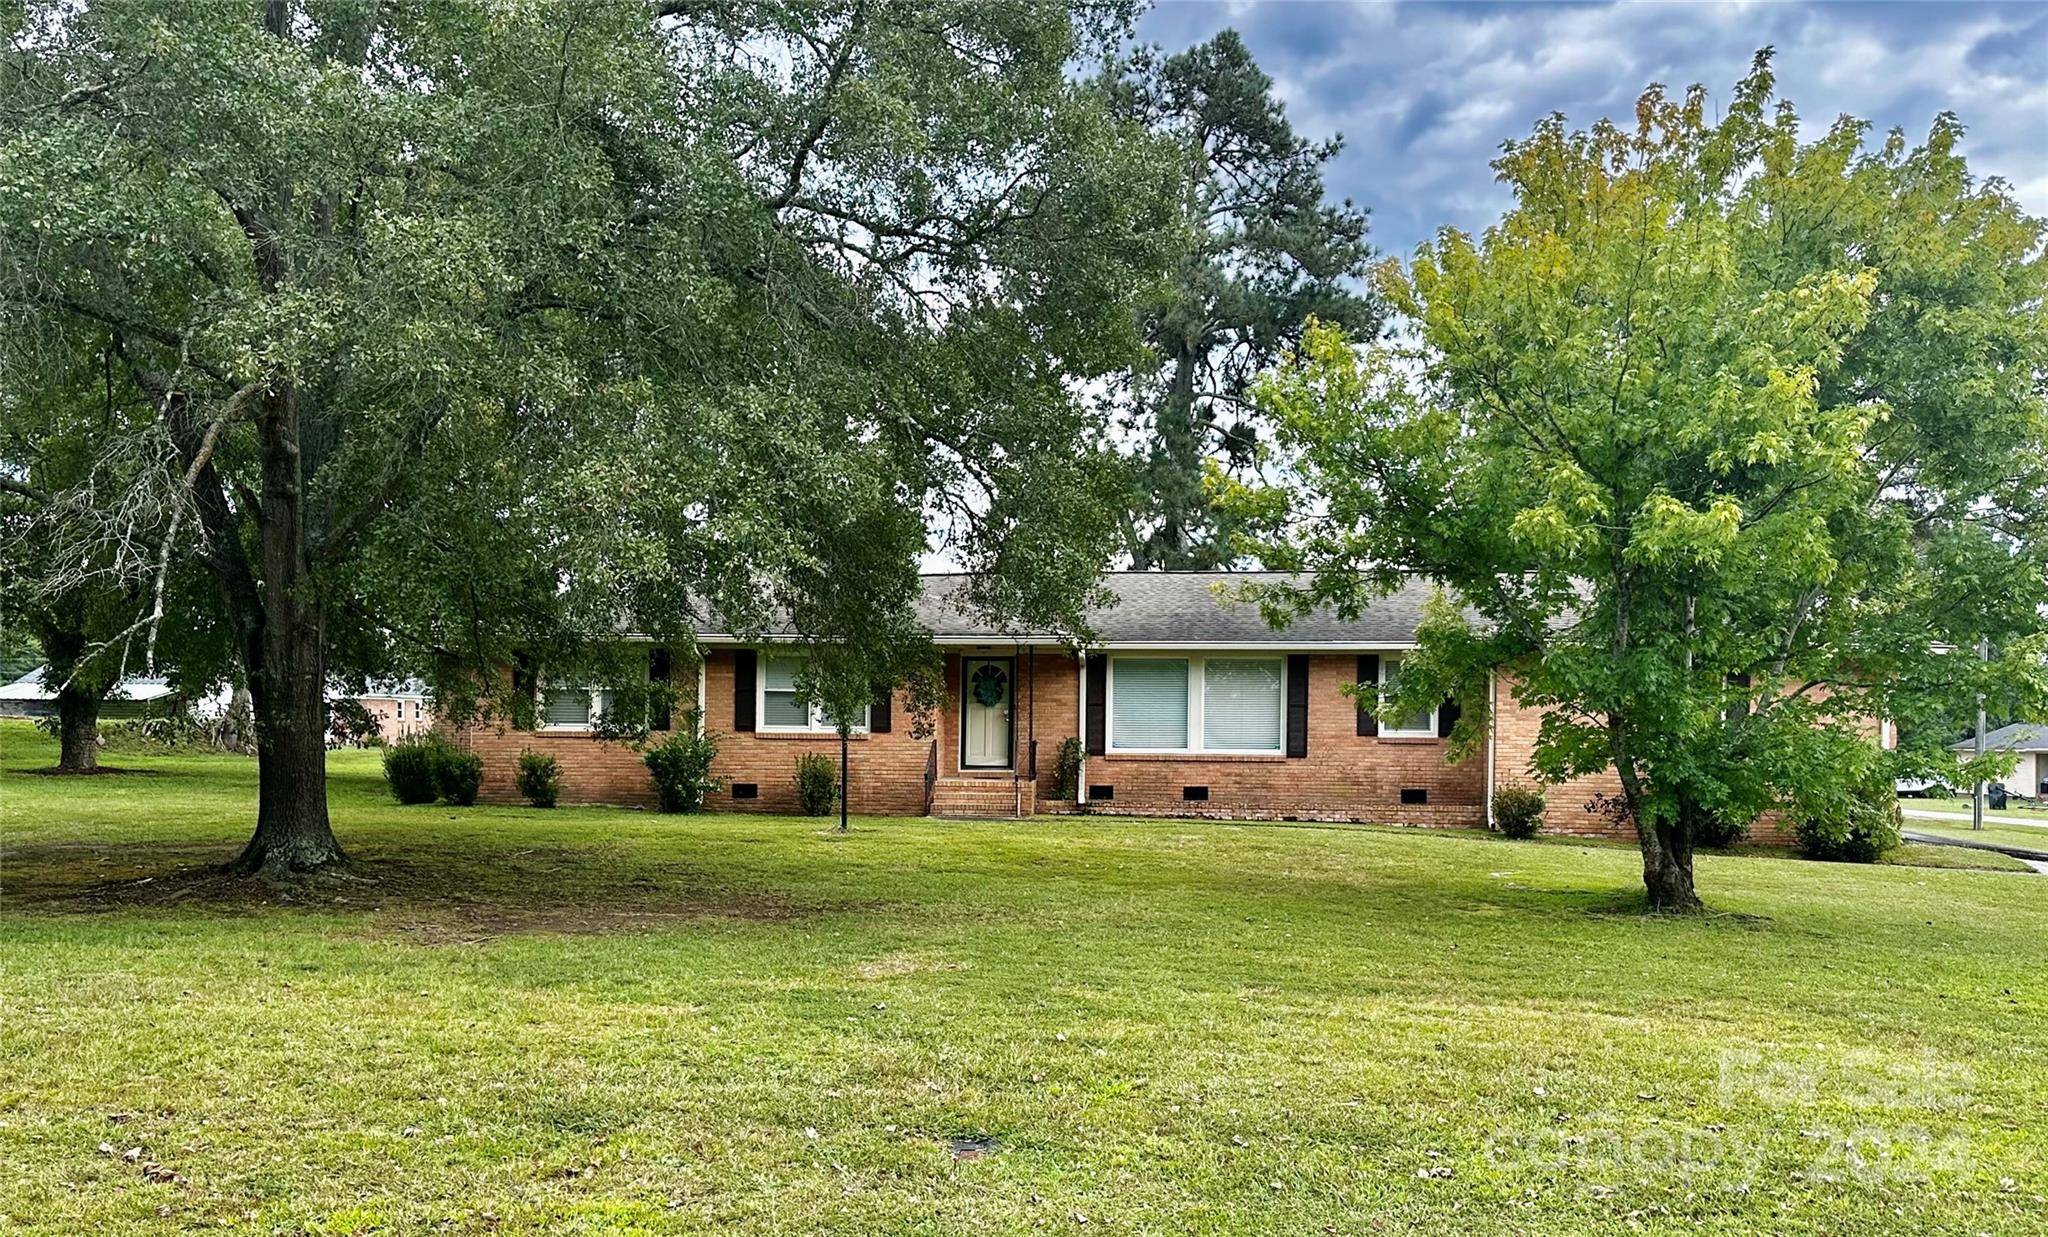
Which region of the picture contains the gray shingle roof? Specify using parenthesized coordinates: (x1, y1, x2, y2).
(913, 572, 1440, 647)
(1952, 722, 2048, 753)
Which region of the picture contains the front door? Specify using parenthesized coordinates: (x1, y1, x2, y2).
(961, 657, 1014, 769)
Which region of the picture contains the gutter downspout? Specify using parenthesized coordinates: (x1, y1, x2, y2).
(696, 652, 708, 739)
(1075, 649, 1088, 806)
(1485, 669, 1497, 831)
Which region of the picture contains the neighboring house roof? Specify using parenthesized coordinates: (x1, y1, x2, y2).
(346, 678, 428, 700)
(1953, 723, 2048, 754)
(0, 667, 181, 703)
(701, 572, 1446, 649)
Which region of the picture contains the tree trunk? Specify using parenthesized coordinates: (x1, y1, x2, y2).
(55, 684, 100, 773)
(231, 621, 340, 876)
(1610, 717, 1704, 913)
(1640, 813, 1700, 913)
(225, 385, 346, 877)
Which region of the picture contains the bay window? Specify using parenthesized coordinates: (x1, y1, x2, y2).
(1108, 655, 1284, 754)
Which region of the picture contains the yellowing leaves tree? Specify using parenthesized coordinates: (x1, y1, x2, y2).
(1235, 53, 2048, 910)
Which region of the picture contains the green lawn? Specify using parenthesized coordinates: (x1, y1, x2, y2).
(1902, 817, 2048, 856)
(3, 723, 2045, 1235)
(1908, 795, 2048, 823)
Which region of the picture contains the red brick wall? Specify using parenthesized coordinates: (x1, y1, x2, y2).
(1067, 653, 1484, 827)
(455, 648, 1485, 826)
(1489, 676, 1801, 845)
(459, 714, 663, 808)
(700, 650, 934, 816)
(456, 651, 945, 815)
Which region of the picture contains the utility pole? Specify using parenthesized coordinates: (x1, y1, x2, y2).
(1973, 637, 1988, 832)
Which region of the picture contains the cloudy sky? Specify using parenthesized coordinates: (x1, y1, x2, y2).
(1135, 0, 2048, 260)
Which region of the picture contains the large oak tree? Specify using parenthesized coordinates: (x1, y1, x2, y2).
(0, 0, 1173, 874)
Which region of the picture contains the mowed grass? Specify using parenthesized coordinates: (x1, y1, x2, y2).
(2, 724, 2046, 1235)
(1903, 816, 2048, 856)
(1911, 795, 2048, 823)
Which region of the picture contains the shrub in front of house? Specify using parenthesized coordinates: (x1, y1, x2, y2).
(1493, 785, 1546, 839)
(644, 718, 722, 813)
(516, 749, 561, 808)
(1050, 736, 1084, 802)
(1793, 781, 1902, 863)
(1692, 808, 1749, 850)
(795, 752, 839, 816)
(434, 744, 484, 806)
(382, 736, 440, 804)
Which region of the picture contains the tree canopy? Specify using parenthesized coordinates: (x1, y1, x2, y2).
(0, 0, 1176, 871)
(1103, 29, 1381, 570)
(1232, 52, 2048, 909)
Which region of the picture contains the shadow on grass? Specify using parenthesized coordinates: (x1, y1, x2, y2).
(0, 838, 875, 942)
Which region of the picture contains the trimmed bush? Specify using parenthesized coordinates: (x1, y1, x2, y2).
(644, 715, 722, 813)
(434, 745, 483, 806)
(1050, 736, 1084, 802)
(1493, 785, 1546, 839)
(795, 752, 839, 817)
(516, 749, 562, 808)
(382, 737, 439, 804)
(1794, 782, 1902, 863)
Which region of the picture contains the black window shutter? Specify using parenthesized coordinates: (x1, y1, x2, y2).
(648, 646, 672, 731)
(869, 685, 893, 733)
(512, 652, 538, 730)
(1285, 654, 1310, 758)
(1085, 655, 1107, 756)
(1356, 654, 1379, 737)
(1437, 694, 1461, 738)
(733, 649, 756, 732)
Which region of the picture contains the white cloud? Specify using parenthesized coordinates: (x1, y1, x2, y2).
(1138, 0, 2048, 258)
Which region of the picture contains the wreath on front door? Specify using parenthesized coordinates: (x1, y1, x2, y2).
(970, 663, 1008, 708)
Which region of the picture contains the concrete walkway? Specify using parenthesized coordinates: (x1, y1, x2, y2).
(1902, 808, 2048, 830)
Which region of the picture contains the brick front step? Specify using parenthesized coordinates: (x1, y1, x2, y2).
(930, 776, 1036, 819)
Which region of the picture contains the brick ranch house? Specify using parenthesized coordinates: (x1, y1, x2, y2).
(452, 572, 1826, 841)
(456, 569, 1875, 839)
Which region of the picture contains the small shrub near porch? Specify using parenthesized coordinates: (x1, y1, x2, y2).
(1492, 784, 1546, 839)
(516, 750, 562, 808)
(794, 752, 839, 817)
(643, 714, 722, 813)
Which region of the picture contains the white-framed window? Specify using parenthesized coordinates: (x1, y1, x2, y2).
(539, 686, 620, 731)
(1378, 654, 1437, 737)
(1107, 654, 1285, 754)
(759, 652, 868, 734)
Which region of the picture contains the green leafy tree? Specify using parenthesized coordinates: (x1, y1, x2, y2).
(1103, 30, 1382, 570)
(1, 346, 232, 772)
(1234, 53, 2048, 910)
(0, 0, 1173, 874)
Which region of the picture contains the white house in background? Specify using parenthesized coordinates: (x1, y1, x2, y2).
(1954, 723, 2048, 799)
(0, 667, 230, 720)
